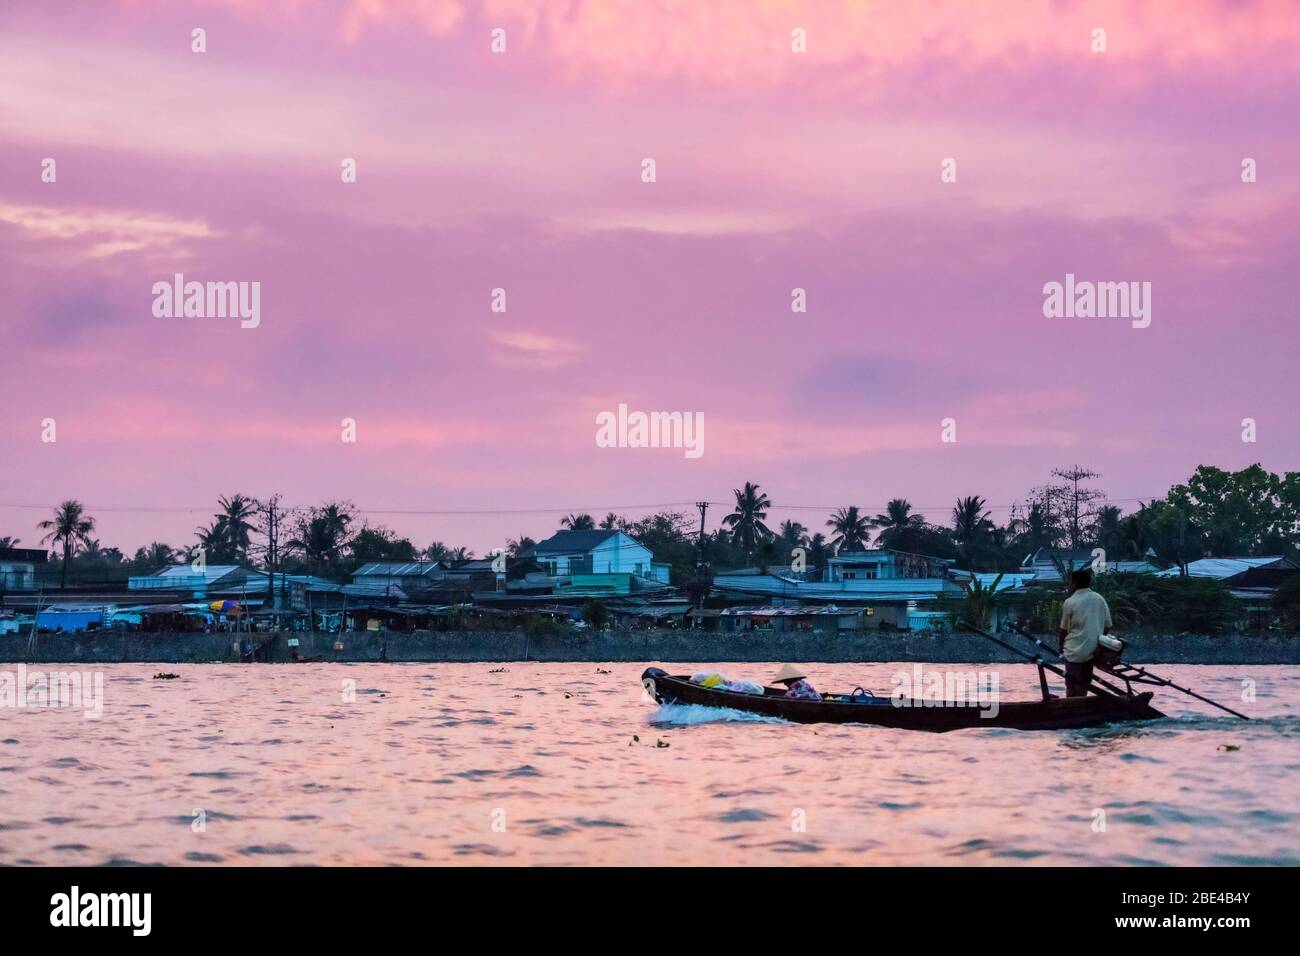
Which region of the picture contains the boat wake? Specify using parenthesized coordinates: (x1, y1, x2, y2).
(647, 703, 790, 726)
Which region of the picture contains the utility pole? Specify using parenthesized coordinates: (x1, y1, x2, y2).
(695, 500, 709, 564)
(257, 495, 285, 613)
(1051, 465, 1104, 551)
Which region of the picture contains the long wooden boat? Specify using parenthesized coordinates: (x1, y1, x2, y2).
(641, 667, 1164, 732)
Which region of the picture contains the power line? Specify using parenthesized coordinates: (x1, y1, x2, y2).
(765, 495, 1161, 514)
(0, 495, 1165, 518)
(0, 500, 704, 517)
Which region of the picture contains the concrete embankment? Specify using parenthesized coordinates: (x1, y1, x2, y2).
(1, 629, 1297, 665)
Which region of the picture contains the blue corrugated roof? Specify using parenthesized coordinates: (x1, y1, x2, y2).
(529, 530, 622, 554)
(353, 562, 443, 577)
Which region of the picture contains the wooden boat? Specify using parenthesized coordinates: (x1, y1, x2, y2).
(640, 667, 1164, 732)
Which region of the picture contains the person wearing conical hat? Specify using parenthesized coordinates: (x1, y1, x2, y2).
(773, 663, 821, 700)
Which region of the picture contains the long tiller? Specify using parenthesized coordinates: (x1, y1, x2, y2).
(1007, 622, 1250, 721)
(959, 619, 1145, 709)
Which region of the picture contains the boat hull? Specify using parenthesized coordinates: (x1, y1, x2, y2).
(641, 668, 1164, 732)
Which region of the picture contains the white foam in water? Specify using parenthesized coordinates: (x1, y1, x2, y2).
(648, 703, 789, 726)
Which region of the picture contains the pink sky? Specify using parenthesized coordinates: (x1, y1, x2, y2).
(2, 0, 1298, 555)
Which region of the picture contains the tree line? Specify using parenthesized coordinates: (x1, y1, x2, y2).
(5, 463, 1298, 590)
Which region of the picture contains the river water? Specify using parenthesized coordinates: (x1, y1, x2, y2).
(1, 662, 1296, 866)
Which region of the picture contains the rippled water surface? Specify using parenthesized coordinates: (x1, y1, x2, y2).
(1, 662, 1296, 865)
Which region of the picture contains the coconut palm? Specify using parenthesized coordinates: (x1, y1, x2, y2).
(131, 542, 178, 573)
(952, 496, 995, 568)
(561, 513, 595, 531)
(722, 482, 773, 558)
(507, 536, 536, 559)
(806, 532, 830, 570)
(423, 541, 453, 562)
(778, 520, 809, 550)
(1092, 504, 1126, 557)
(315, 503, 354, 559)
(38, 500, 96, 588)
(216, 494, 258, 558)
(198, 494, 258, 563)
(872, 498, 928, 552)
(826, 506, 871, 553)
(0, 536, 21, 549)
(421, 541, 473, 564)
(599, 513, 622, 530)
(195, 520, 227, 561)
(289, 504, 355, 569)
(1008, 500, 1062, 553)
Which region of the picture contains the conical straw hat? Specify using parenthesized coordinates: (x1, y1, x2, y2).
(773, 663, 806, 683)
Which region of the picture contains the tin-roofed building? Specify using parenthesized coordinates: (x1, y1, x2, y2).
(1155, 555, 1298, 580)
(712, 549, 964, 628)
(350, 561, 447, 591)
(525, 530, 668, 583)
(1021, 547, 1161, 583)
(0, 547, 48, 592)
(128, 564, 252, 595)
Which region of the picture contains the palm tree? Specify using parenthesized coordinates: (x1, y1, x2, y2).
(722, 482, 773, 558)
(289, 511, 352, 569)
(507, 535, 536, 559)
(195, 520, 227, 561)
(952, 496, 995, 569)
(872, 498, 928, 552)
(961, 573, 1004, 629)
(778, 520, 809, 551)
(289, 503, 355, 569)
(826, 506, 871, 553)
(215, 494, 258, 561)
(599, 513, 622, 530)
(1008, 500, 1062, 553)
(424, 541, 453, 562)
(147, 542, 177, 568)
(0, 536, 21, 549)
(38, 500, 96, 588)
(1092, 504, 1126, 557)
(198, 494, 258, 563)
(129, 542, 177, 574)
(80, 539, 106, 561)
(561, 513, 595, 531)
(421, 541, 473, 563)
(806, 532, 830, 570)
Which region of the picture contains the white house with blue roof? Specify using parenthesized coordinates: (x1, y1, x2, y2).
(526, 530, 669, 583)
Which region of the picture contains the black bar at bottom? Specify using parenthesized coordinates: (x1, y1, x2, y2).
(0, 865, 1282, 941)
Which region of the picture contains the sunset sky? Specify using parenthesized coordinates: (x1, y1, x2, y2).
(2, 0, 1298, 555)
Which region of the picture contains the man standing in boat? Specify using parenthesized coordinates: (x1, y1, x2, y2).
(1058, 568, 1113, 697)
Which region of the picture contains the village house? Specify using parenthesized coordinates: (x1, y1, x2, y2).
(1020, 547, 1162, 583)
(1157, 556, 1299, 621)
(1155, 555, 1299, 581)
(130, 564, 342, 611)
(467, 531, 672, 611)
(346, 561, 446, 598)
(712, 548, 965, 629)
(128, 564, 256, 596)
(0, 547, 48, 592)
(345, 559, 498, 605)
(525, 530, 670, 583)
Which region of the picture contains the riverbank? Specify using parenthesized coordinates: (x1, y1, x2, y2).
(2, 629, 1298, 664)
